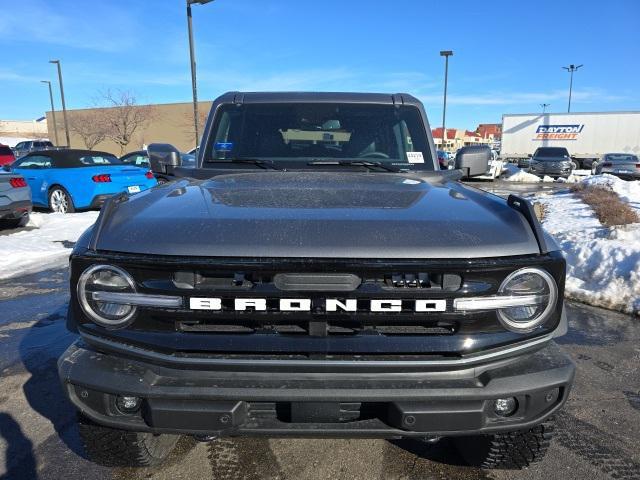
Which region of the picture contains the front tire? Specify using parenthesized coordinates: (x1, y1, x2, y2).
(77, 414, 180, 467)
(453, 418, 555, 469)
(48, 187, 75, 213)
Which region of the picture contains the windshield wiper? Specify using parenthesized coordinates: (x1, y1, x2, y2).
(307, 160, 401, 173)
(206, 158, 281, 170)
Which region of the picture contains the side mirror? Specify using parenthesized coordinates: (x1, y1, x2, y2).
(147, 143, 182, 175)
(455, 147, 490, 178)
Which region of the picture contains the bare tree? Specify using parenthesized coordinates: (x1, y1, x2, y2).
(68, 111, 109, 150)
(99, 90, 155, 154)
(179, 109, 208, 147)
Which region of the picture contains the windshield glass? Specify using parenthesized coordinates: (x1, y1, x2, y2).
(605, 154, 638, 163)
(534, 147, 569, 159)
(205, 103, 434, 170)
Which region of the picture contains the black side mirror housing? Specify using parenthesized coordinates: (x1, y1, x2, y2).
(455, 146, 490, 178)
(148, 143, 182, 175)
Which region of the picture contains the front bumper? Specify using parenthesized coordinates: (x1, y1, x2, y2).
(58, 337, 575, 439)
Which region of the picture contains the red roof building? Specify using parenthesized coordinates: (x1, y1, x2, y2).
(476, 123, 502, 140)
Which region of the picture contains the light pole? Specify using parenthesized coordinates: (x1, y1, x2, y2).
(562, 64, 583, 113)
(439, 50, 453, 151)
(187, 0, 214, 148)
(40, 80, 60, 146)
(49, 60, 70, 147)
(540, 103, 550, 114)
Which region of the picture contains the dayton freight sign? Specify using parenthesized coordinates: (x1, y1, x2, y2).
(534, 124, 584, 140)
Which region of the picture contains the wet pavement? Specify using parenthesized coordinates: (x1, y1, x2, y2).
(0, 267, 638, 480)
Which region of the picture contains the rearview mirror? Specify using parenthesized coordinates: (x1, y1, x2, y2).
(147, 143, 182, 175)
(455, 146, 490, 178)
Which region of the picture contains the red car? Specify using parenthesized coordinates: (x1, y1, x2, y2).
(0, 144, 16, 166)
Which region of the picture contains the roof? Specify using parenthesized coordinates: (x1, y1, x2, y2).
(216, 91, 423, 106)
(431, 128, 457, 139)
(29, 149, 116, 167)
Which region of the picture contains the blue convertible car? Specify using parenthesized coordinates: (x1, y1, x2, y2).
(9, 149, 157, 213)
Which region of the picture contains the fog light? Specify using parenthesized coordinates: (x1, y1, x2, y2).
(116, 395, 141, 414)
(493, 397, 518, 417)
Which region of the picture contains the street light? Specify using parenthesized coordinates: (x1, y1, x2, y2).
(562, 64, 583, 113)
(439, 50, 453, 152)
(540, 103, 550, 114)
(186, 0, 214, 148)
(49, 60, 70, 147)
(40, 81, 60, 146)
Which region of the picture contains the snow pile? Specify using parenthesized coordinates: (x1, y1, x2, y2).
(538, 175, 640, 314)
(501, 163, 542, 183)
(0, 212, 98, 280)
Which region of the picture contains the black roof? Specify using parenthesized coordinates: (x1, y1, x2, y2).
(28, 149, 116, 167)
(214, 91, 422, 106)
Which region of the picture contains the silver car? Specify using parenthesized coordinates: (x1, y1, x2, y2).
(12, 140, 54, 159)
(595, 153, 640, 179)
(0, 170, 32, 228)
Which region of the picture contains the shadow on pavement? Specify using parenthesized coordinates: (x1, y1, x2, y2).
(0, 412, 38, 480)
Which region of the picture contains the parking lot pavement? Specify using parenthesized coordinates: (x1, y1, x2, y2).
(1, 268, 639, 480)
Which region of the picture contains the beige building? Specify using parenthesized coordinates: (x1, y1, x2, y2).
(45, 101, 213, 156)
(0, 118, 48, 139)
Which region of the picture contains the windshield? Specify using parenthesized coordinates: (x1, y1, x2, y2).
(534, 147, 569, 159)
(205, 103, 434, 170)
(605, 154, 638, 163)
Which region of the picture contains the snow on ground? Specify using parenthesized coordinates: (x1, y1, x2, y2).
(0, 212, 98, 280)
(537, 174, 640, 315)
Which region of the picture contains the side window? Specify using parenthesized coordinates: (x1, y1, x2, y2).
(14, 155, 52, 169)
(14, 142, 24, 150)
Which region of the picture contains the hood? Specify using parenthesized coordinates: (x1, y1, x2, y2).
(92, 172, 539, 258)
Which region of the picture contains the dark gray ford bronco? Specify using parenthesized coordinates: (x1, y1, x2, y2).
(59, 92, 574, 469)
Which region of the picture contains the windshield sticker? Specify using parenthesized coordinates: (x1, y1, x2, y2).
(406, 151, 424, 163)
(215, 142, 234, 152)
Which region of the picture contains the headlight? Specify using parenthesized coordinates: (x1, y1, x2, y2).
(453, 267, 558, 333)
(497, 268, 558, 332)
(77, 265, 138, 328)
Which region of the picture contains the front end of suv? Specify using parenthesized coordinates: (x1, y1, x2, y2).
(60, 244, 574, 468)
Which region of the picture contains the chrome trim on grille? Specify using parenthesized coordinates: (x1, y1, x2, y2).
(91, 291, 183, 308)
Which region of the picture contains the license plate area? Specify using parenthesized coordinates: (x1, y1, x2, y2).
(128, 185, 141, 194)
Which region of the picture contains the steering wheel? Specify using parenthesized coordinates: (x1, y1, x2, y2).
(358, 151, 390, 159)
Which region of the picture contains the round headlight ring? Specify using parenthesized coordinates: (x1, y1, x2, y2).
(77, 264, 138, 328)
(497, 267, 558, 333)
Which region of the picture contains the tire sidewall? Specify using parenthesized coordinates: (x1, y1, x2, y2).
(48, 187, 75, 213)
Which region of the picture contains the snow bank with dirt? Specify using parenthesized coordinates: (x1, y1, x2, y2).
(0, 212, 98, 280)
(538, 174, 640, 314)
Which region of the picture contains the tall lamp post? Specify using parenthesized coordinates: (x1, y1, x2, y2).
(186, 0, 214, 148)
(439, 50, 453, 151)
(49, 60, 70, 147)
(562, 64, 583, 113)
(540, 103, 550, 114)
(40, 80, 60, 146)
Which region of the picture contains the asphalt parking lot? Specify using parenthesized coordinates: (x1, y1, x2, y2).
(0, 266, 638, 480)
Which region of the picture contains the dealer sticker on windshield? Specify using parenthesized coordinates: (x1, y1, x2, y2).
(406, 151, 424, 163)
(215, 142, 234, 152)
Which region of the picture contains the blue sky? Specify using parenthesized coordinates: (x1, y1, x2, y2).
(1, 0, 638, 129)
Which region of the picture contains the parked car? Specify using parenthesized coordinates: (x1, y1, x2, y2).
(594, 153, 640, 179)
(436, 149, 452, 169)
(0, 144, 16, 166)
(0, 170, 32, 228)
(11, 140, 54, 159)
(9, 149, 157, 213)
(59, 91, 573, 470)
(120, 149, 196, 184)
(528, 147, 575, 178)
